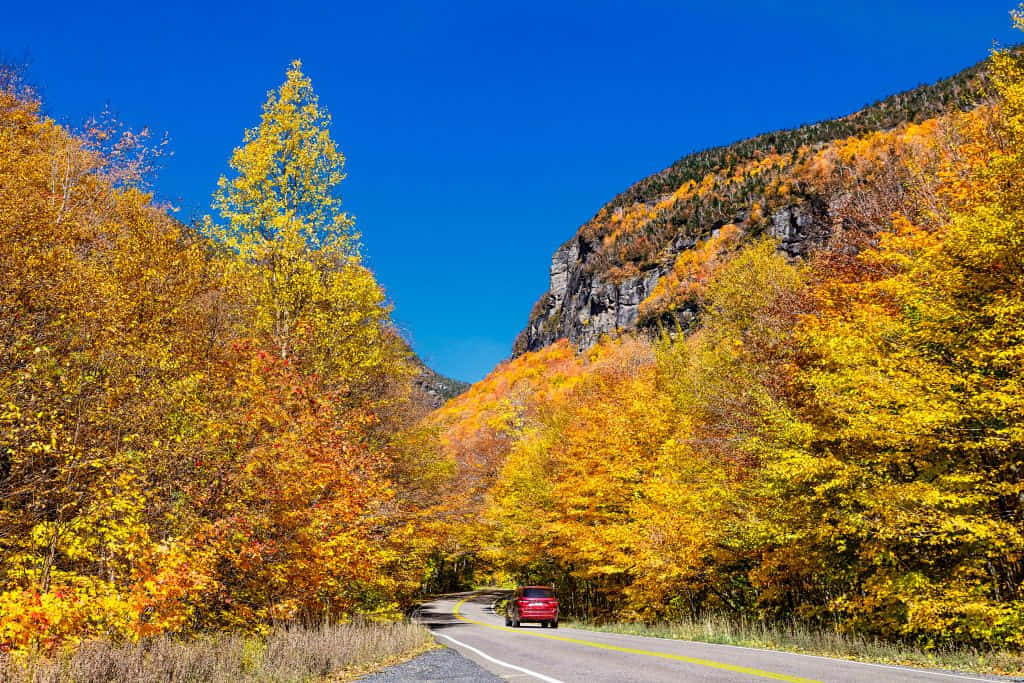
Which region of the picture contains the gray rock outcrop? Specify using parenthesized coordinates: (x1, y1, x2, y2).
(513, 199, 832, 357)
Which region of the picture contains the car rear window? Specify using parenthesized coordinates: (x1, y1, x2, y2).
(522, 588, 554, 598)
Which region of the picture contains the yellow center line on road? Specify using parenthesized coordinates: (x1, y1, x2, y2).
(453, 598, 823, 683)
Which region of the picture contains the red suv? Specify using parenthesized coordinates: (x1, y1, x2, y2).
(505, 586, 559, 628)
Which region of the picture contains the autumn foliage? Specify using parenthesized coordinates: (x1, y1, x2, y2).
(4, 20, 1024, 663)
(0, 63, 441, 652)
(433, 38, 1024, 650)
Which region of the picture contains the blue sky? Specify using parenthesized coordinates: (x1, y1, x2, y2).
(2, 1, 1018, 381)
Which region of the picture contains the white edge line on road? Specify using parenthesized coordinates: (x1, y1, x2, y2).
(558, 626, 1002, 682)
(433, 631, 565, 683)
(710, 648, 1004, 683)
(642, 635, 1003, 682)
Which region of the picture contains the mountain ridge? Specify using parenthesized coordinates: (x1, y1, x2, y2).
(513, 51, 995, 357)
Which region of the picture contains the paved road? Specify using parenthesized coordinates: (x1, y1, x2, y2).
(415, 591, 1017, 683)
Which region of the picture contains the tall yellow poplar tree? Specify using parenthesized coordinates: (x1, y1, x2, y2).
(207, 60, 399, 392)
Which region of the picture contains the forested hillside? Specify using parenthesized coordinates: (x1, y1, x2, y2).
(0, 62, 451, 651)
(433, 38, 1024, 650)
(514, 50, 998, 355)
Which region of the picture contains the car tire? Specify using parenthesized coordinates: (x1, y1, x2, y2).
(505, 616, 511, 626)
(552, 620, 558, 629)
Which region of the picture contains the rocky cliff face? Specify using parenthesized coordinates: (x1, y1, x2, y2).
(513, 201, 827, 356)
(513, 237, 664, 355)
(512, 54, 989, 357)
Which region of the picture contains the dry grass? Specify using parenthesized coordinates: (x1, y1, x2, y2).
(0, 620, 434, 683)
(567, 615, 1024, 677)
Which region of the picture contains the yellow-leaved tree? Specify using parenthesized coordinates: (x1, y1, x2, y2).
(0, 57, 441, 653)
(205, 60, 405, 399)
(190, 60, 422, 625)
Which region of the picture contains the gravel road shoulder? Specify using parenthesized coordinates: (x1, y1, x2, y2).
(356, 647, 503, 682)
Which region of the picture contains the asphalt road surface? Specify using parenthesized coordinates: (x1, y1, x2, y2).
(415, 591, 1018, 683)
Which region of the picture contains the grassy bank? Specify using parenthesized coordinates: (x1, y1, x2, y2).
(566, 616, 1024, 677)
(0, 621, 434, 683)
